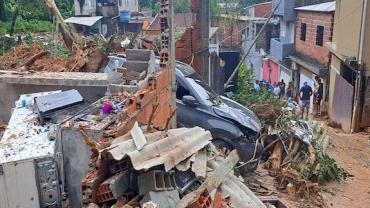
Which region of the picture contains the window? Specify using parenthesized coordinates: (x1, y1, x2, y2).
(300, 23, 307, 41)
(176, 81, 191, 100)
(316, 25, 324, 46)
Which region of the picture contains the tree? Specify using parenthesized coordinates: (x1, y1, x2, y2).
(0, 0, 5, 21)
(174, 0, 190, 13)
(8, 4, 19, 36)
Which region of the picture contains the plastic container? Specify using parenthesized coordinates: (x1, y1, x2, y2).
(119, 10, 131, 23)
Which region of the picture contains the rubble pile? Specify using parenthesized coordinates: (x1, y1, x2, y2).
(78, 124, 266, 208)
(77, 123, 264, 208)
(0, 123, 6, 139)
(0, 43, 103, 73)
(257, 108, 347, 206)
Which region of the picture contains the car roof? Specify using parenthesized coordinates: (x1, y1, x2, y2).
(175, 61, 196, 77)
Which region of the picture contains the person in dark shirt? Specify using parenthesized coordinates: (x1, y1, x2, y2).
(286, 81, 293, 101)
(300, 82, 313, 120)
(314, 77, 324, 117)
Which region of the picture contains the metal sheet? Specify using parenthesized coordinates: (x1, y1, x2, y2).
(64, 16, 103, 26)
(3, 160, 40, 208)
(105, 127, 212, 171)
(332, 73, 354, 132)
(295, 2, 335, 12)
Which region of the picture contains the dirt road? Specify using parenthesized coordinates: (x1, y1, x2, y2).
(321, 128, 370, 208)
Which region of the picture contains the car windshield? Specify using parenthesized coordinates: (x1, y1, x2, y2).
(186, 73, 221, 106)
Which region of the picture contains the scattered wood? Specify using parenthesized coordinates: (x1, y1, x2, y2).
(176, 150, 240, 208)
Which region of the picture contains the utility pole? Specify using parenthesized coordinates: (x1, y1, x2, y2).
(199, 0, 210, 84)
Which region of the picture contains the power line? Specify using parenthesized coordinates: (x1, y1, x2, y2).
(224, 0, 283, 88)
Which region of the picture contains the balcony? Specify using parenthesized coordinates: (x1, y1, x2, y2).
(270, 38, 294, 62)
(272, 0, 295, 22)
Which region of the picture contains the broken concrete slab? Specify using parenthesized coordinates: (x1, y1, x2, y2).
(130, 122, 147, 151)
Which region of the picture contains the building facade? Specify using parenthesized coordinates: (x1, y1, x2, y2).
(266, 0, 333, 87)
(290, 2, 335, 111)
(327, 0, 370, 132)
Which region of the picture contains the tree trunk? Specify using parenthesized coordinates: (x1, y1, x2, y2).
(9, 7, 19, 36)
(0, 0, 5, 21)
(43, 0, 80, 51)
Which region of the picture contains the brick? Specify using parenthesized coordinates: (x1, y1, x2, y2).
(188, 189, 212, 208)
(96, 171, 131, 203)
(109, 158, 132, 175)
(137, 170, 176, 195)
(140, 190, 180, 208)
(138, 170, 166, 195)
(81, 170, 105, 206)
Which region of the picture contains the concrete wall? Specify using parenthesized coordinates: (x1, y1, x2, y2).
(360, 1, 370, 74)
(332, 0, 363, 59)
(0, 83, 106, 123)
(295, 11, 334, 66)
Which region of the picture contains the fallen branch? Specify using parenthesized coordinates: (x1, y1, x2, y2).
(21, 51, 48, 67)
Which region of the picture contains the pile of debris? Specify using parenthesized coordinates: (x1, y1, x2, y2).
(256, 107, 347, 206)
(0, 43, 104, 73)
(78, 122, 266, 208)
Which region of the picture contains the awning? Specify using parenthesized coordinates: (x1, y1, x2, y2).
(64, 16, 103, 26)
(289, 55, 328, 77)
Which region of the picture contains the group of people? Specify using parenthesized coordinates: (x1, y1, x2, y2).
(253, 76, 324, 120)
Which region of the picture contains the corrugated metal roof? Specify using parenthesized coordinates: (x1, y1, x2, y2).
(103, 127, 212, 171)
(64, 16, 103, 26)
(220, 14, 267, 22)
(0, 92, 59, 164)
(295, 1, 335, 12)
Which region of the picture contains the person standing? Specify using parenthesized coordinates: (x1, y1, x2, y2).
(314, 77, 324, 117)
(286, 81, 293, 101)
(299, 82, 313, 120)
(273, 82, 281, 98)
(254, 80, 261, 91)
(279, 79, 286, 99)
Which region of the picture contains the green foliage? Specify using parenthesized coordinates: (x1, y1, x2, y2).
(297, 153, 348, 185)
(233, 64, 281, 111)
(0, 19, 53, 35)
(174, 0, 191, 13)
(294, 126, 348, 185)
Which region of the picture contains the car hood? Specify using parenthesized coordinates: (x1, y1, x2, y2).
(213, 96, 261, 132)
